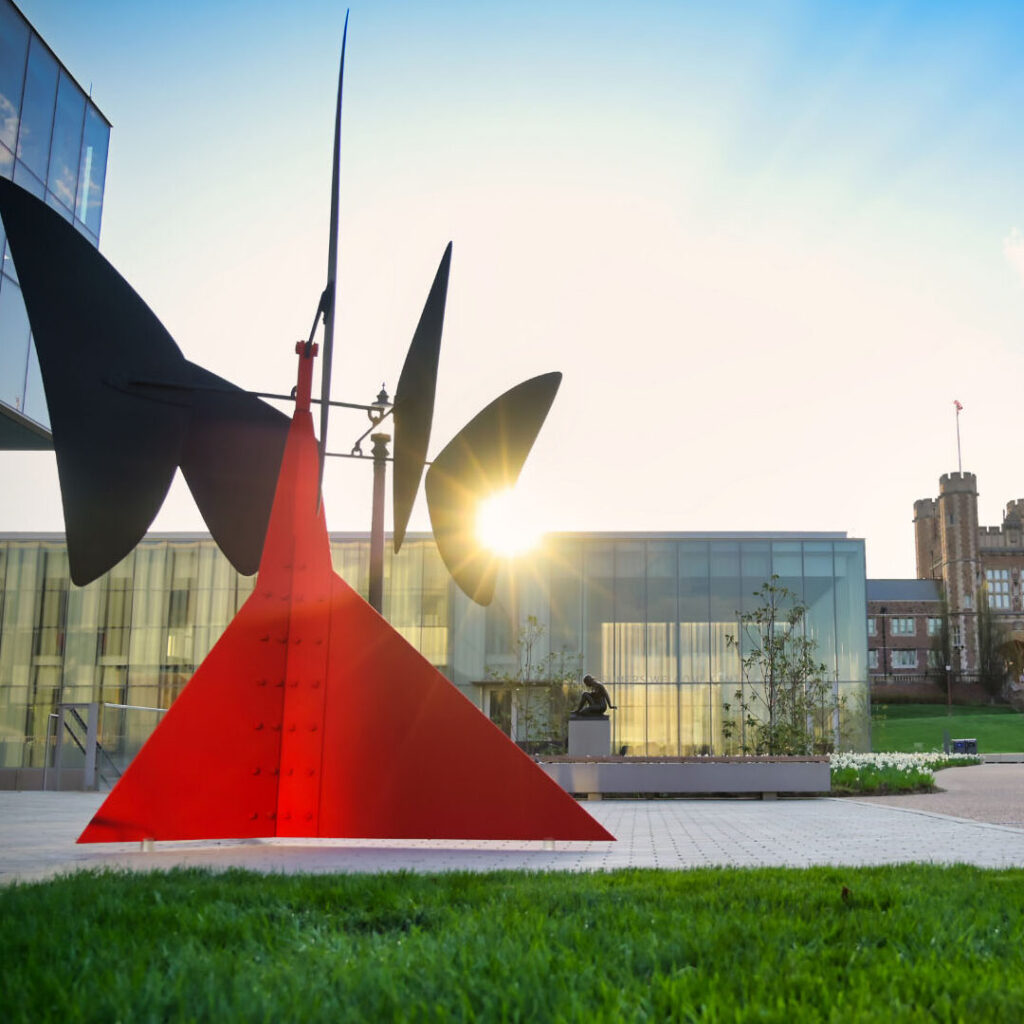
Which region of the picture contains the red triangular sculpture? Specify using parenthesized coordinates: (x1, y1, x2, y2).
(79, 346, 612, 844)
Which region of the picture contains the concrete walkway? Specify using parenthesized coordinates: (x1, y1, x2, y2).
(851, 762, 1024, 827)
(3, 766, 1024, 884)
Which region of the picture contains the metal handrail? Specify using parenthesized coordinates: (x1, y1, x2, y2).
(42, 702, 172, 791)
(102, 702, 168, 713)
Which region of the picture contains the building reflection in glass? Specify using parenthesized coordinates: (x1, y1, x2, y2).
(0, 0, 111, 438)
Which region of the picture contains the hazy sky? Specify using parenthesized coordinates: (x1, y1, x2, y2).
(5, 0, 1024, 579)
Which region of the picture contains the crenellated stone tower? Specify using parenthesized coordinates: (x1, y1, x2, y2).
(913, 497, 940, 580)
(913, 472, 980, 672)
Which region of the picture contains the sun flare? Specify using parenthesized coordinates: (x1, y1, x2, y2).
(476, 489, 543, 557)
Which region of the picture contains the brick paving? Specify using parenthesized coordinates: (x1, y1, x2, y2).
(2, 765, 1023, 885)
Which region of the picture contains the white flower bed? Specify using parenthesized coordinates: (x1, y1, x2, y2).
(829, 752, 978, 773)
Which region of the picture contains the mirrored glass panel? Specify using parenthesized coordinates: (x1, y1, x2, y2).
(740, 541, 770, 585)
(330, 539, 369, 596)
(678, 542, 709, 683)
(21, 339, 48, 426)
(0, 277, 30, 409)
(739, 541, 772, 661)
(646, 542, 677, 682)
(803, 541, 837, 678)
(484, 572, 514, 659)
(834, 541, 867, 681)
(16, 36, 57, 180)
(12, 158, 42, 198)
(646, 683, 679, 755)
(839, 680, 870, 749)
(709, 542, 740, 682)
(583, 542, 613, 681)
(76, 106, 108, 235)
(0, 1, 28, 152)
(547, 540, 582, 656)
(679, 683, 712, 754)
(611, 682, 646, 755)
(47, 71, 84, 212)
(613, 542, 646, 683)
(385, 540, 423, 652)
(771, 540, 802, 589)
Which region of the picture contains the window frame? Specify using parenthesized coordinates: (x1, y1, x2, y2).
(891, 649, 918, 669)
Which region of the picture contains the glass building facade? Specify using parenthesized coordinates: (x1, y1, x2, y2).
(0, 0, 111, 446)
(0, 531, 869, 782)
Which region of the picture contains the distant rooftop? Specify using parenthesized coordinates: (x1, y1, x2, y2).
(867, 579, 940, 603)
(0, 530, 855, 544)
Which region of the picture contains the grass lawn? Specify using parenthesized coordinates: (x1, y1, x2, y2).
(871, 702, 1024, 754)
(4, 866, 1024, 1022)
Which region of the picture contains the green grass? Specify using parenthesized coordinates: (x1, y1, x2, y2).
(876, 704, 1019, 720)
(4, 866, 1024, 1022)
(830, 763, 934, 795)
(872, 703, 1024, 753)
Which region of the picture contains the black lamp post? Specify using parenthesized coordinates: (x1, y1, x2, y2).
(879, 606, 887, 684)
(950, 644, 963, 710)
(361, 385, 391, 613)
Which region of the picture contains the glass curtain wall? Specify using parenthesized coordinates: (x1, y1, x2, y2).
(488, 535, 868, 756)
(0, 532, 868, 772)
(0, 0, 111, 431)
(0, 535, 457, 771)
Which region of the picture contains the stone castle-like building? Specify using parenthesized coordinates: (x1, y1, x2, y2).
(914, 472, 1024, 673)
(869, 471, 1024, 683)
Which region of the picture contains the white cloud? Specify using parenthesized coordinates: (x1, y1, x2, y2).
(1003, 228, 1024, 286)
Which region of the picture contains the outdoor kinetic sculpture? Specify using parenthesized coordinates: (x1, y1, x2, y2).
(0, 18, 613, 845)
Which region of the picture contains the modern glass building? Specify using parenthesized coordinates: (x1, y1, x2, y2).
(0, 530, 868, 785)
(0, 0, 111, 447)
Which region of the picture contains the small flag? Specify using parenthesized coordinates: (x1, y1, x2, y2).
(954, 400, 963, 412)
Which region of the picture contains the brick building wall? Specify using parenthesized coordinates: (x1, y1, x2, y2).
(867, 581, 943, 685)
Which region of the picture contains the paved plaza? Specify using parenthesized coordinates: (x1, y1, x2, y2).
(2, 764, 1023, 884)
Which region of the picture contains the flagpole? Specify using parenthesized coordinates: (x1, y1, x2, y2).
(954, 400, 962, 474)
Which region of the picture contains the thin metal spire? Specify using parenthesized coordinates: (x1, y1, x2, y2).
(317, 10, 349, 505)
(954, 399, 963, 474)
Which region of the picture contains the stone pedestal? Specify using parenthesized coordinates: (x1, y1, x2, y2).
(568, 715, 611, 757)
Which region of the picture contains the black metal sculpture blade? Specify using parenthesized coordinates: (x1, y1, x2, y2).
(392, 242, 452, 552)
(0, 177, 188, 584)
(0, 177, 289, 585)
(424, 372, 561, 605)
(317, 11, 348, 499)
(179, 363, 289, 576)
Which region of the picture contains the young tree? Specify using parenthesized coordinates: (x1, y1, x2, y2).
(976, 589, 1021, 699)
(927, 589, 954, 693)
(486, 615, 583, 754)
(724, 576, 844, 755)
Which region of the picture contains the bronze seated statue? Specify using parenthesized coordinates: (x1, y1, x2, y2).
(571, 674, 616, 717)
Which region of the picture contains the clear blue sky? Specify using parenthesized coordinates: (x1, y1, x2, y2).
(5, 0, 1024, 578)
